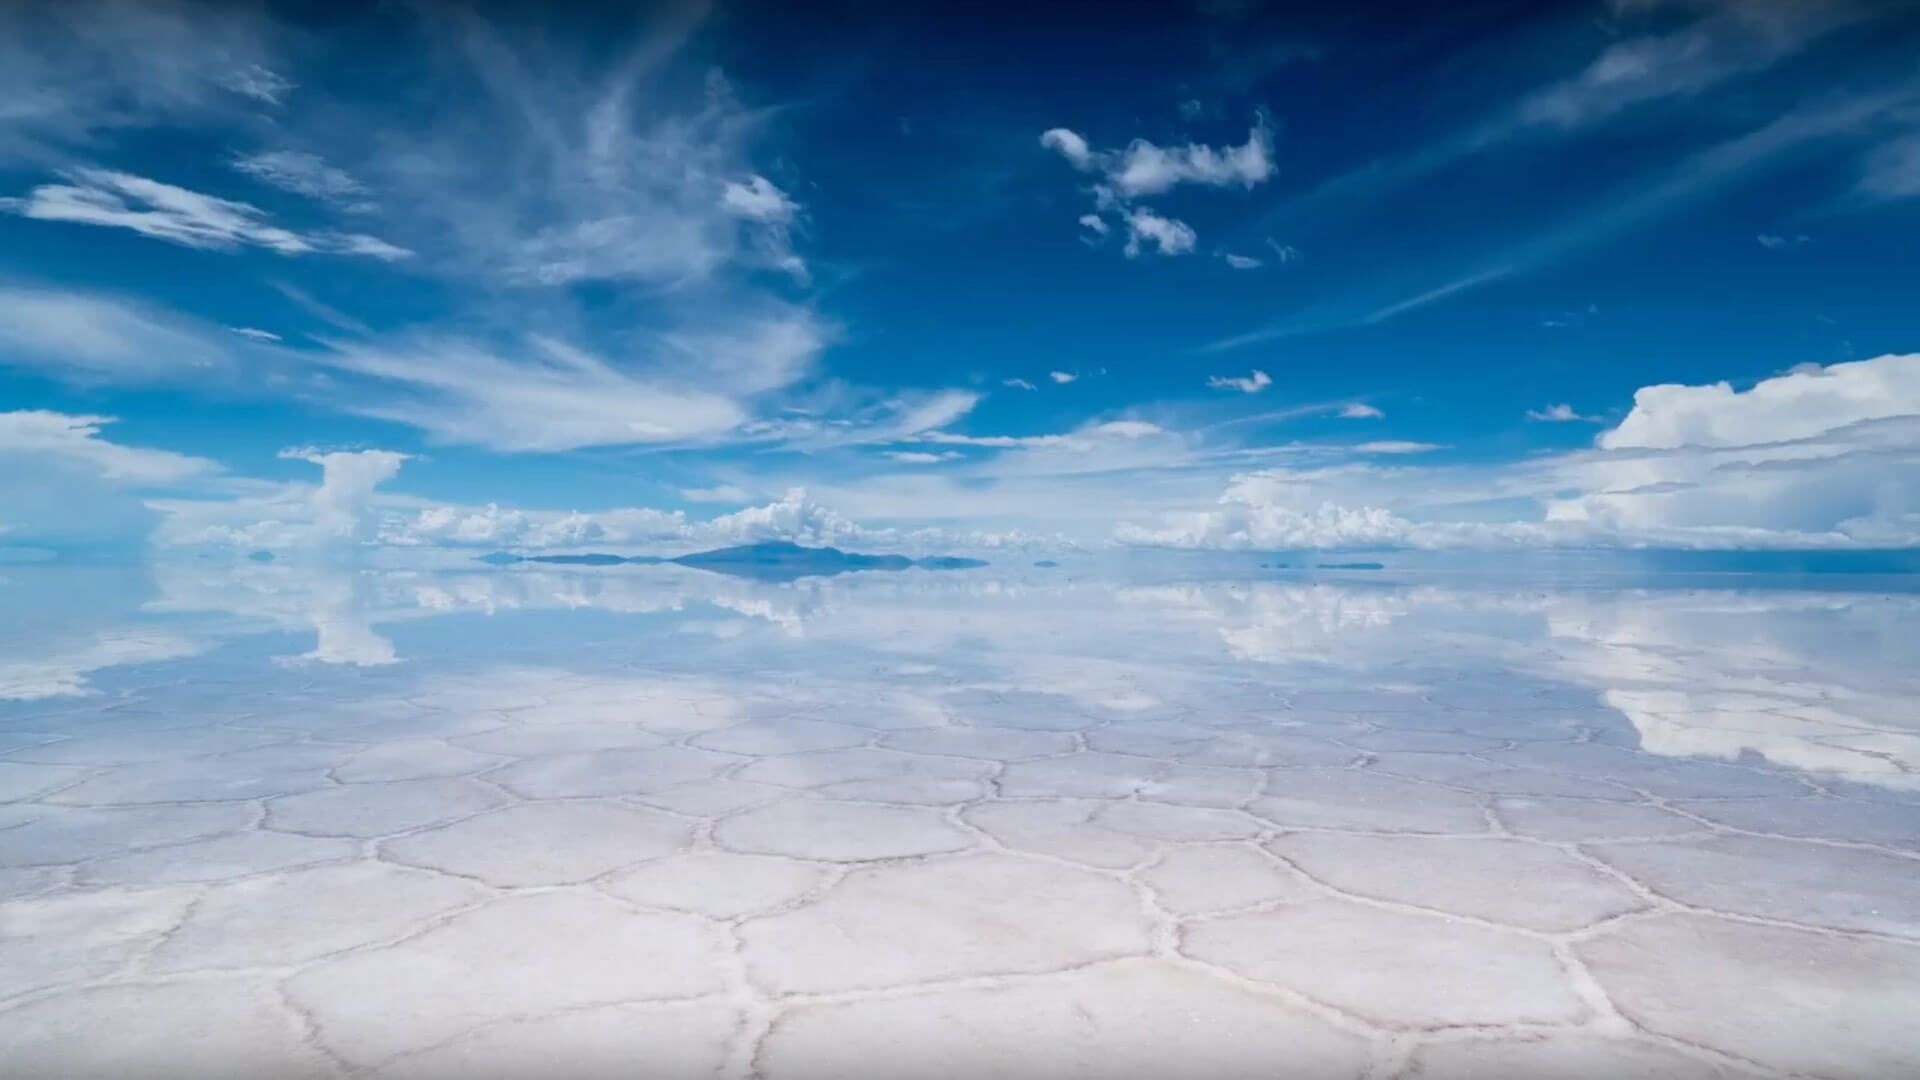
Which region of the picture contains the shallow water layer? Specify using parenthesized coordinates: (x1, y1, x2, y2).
(2, 563, 1918, 1078)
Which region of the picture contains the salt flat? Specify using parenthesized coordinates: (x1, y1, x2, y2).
(2, 564, 1917, 1078)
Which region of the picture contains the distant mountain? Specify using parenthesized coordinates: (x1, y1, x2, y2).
(477, 541, 988, 581)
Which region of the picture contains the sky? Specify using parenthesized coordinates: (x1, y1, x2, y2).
(2, 0, 1919, 560)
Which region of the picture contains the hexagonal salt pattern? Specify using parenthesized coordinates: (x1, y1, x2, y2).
(3, 572, 1918, 1078)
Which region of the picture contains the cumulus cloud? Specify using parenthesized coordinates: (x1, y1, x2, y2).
(0, 169, 409, 259)
(1049, 371, 1078, 385)
(150, 447, 405, 550)
(1123, 353, 1920, 551)
(1041, 116, 1274, 255)
(1207, 369, 1271, 393)
(1602, 355, 1920, 450)
(1223, 253, 1262, 269)
(1106, 122, 1275, 198)
(1122, 208, 1196, 257)
(1339, 403, 1383, 419)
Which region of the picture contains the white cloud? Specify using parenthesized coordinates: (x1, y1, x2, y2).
(377, 35, 808, 289)
(1207, 369, 1272, 394)
(1119, 353, 1920, 551)
(1039, 128, 1094, 170)
(229, 326, 282, 343)
(151, 448, 406, 550)
(1003, 378, 1038, 391)
(1516, 1, 1873, 130)
(1756, 233, 1810, 250)
(231, 150, 367, 205)
(0, 411, 217, 484)
(1352, 441, 1444, 455)
(314, 333, 763, 452)
(0, 285, 242, 382)
(1106, 121, 1275, 198)
(1339, 403, 1384, 419)
(1528, 403, 1600, 422)
(1042, 117, 1274, 256)
(884, 451, 961, 464)
(0, 169, 408, 259)
(1122, 208, 1196, 257)
(1223, 253, 1262, 269)
(220, 64, 293, 105)
(914, 419, 1167, 452)
(721, 175, 799, 224)
(1602, 355, 1920, 450)
(0, 1, 282, 158)
(1049, 371, 1078, 385)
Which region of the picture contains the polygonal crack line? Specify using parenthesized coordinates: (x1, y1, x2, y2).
(259, 792, 512, 846)
(1381, 1025, 1796, 1080)
(1568, 845, 1920, 948)
(363, 994, 752, 1080)
(1247, 842, 1662, 953)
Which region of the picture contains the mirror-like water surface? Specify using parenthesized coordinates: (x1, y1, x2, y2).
(3, 564, 1917, 1078)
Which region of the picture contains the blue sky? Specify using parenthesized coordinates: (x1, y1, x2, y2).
(2, 0, 1919, 558)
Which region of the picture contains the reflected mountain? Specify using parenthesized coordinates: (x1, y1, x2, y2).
(479, 541, 990, 582)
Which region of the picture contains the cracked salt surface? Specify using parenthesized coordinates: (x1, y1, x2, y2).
(2, 564, 1918, 1077)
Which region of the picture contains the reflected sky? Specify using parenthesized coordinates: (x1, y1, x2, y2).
(5, 563, 1920, 1077)
(6, 562, 1916, 793)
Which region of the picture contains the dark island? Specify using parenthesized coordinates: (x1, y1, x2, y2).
(478, 541, 988, 582)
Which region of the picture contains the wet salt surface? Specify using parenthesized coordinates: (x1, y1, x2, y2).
(2, 563, 1918, 1078)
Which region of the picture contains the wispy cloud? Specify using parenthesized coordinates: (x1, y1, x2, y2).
(1049, 370, 1079, 385)
(1352, 440, 1444, 455)
(1207, 370, 1272, 394)
(1208, 78, 1920, 352)
(0, 169, 409, 259)
(231, 150, 369, 206)
(1528, 403, 1600, 423)
(1122, 207, 1196, 257)
(1338, 403, 1383, 419)
(0, 411, 218, 485)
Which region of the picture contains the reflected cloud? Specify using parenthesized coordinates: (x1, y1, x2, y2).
(5, 561, 1916, 790)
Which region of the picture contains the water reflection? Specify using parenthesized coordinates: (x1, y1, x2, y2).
(4, 562, 1918, 1076)
(3, 561, 1915, 790)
